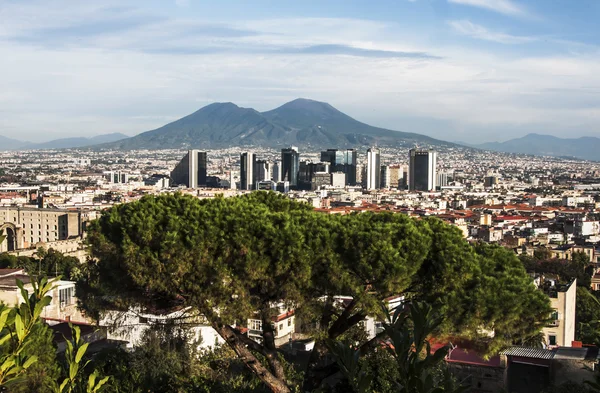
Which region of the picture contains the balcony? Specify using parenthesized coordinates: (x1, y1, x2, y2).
(548, 320, 560, 327)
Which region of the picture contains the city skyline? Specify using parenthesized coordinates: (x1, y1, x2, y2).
(0, 0, 598, 144)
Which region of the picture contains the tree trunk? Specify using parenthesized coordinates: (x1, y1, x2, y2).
(261, 308, 288, 381)
(213, 323, 291, 393)
(303, 298, 367, 391)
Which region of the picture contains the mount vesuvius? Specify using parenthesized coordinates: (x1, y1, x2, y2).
(101, 98, 451, 150)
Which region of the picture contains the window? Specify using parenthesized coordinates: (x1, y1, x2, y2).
(249, 320, 262, 331)
(288, 319, 291, 327)
(279, 323, 283, 331)
(549, 335, 557, 346)
(551, 311, 559, 320)
(59, 287, 75, 307)
(139, 316, 148, 324)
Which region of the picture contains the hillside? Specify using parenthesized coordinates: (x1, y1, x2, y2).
(103, 98, 449, 150)
(476, 133, 600, 161)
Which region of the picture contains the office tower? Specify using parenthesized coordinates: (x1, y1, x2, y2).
(170, 150, 207, 188)
(281, 147, 300, 188)
(320, 148, 357, 185)
(254, 160, 270, 183)
(240, 152, 256, 191)
(408, 149, 437, 191)
(366, 148, 381, 190)
(437, 172, 449, 189)
(299, 161, 329, 190)
(380, 165, 391, 189)
(271, 161, 282, 183)
(311, 172, 331, 190)
(388, 165, 402, 189)
(355, 164, 364, 186)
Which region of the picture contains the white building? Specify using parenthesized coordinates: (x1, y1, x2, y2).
(366, 148, 381, 191)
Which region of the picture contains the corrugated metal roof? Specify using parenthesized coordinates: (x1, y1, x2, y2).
(554, 347, 589, 360)
(501, 347, 555, 359)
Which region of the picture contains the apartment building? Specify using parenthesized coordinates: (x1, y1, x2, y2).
(0, 207, 82, 252)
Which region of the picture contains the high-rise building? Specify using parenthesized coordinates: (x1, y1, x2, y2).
(240, 152, 256, 191)
(254, 160, 270, 184)
(320, 148, 357, 185)
(380, 165, 391, 189)
(299, 161, 329, 190)
(366, 148, 381, 190)
(408, 149, 437, 192)
(170, 150, 207, 188)
(281, 147, 300, 188)
(437, 172, 449, 189)
(271, 161, 282, 183)
(388, 165, 403, 189)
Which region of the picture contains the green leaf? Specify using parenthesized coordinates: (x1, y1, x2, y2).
(69, 362, 79, 381)
(75, 342, 89, 363)
(59, 378, 69, 393)
(93, 376, 110, 393)
(87, 371, 97, 390)
(0, 308, 11, 331)
(22, 355, 38, 369)
(14, 314, 24, 342)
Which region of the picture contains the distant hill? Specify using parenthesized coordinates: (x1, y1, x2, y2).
(476, 133, 600, 161)
(0, 135, 29, 151)
(0, 133, 129, 151)
(25, 133, 129, 150)
(103, 98, 450, 150)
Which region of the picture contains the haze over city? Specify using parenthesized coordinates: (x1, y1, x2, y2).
(1, 0, 598, 144)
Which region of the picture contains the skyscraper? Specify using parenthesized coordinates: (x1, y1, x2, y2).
(320, 148, 357, 185)
(271, 161, 282, 183)
(409, 149, 437, 191)
(281, 146, 300, 188)
(240, 152, 256, 190)
(170, 150, 207, 188)
(366, 148, 381, 190)
(254, 160, 270, 187)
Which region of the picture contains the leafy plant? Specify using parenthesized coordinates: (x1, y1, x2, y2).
(327, 302, 468, 393)
(0, 277, 54, 385)
(54, 324, 110, 393)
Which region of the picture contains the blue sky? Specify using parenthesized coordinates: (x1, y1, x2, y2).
(0, 0, 598, 143)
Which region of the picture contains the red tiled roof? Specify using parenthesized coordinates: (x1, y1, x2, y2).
(272, 310, 295, 323)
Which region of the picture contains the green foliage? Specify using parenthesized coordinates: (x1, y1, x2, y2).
(79, 192, 553, 392)
(4, 322, 60, 393)
(471, 243, 553, 354)
(91, 329, 270, 393)
(0, 249, 79, 280)
(0, 276, 54, 386)
(576, 287, 600, 346)
(327, 302, 467, 393)
(521, 252, 592, 288)
(533, 248, 553, 261)
(54, 324, 109, 393)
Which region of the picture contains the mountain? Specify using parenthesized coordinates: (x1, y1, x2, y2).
(0, 135, 29, 151)
(25, 133, 129, 150)
(476, 133, 600, 161)
(103, 98, 450, 150)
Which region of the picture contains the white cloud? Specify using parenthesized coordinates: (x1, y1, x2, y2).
(448, 20, 536, 44)
(448, 0, 525, 16)
(0, 1, 598, 143)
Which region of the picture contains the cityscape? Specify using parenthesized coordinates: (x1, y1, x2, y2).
(1, 0, 599, 392)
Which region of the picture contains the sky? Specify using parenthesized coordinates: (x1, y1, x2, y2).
(0, 0, 598, 144)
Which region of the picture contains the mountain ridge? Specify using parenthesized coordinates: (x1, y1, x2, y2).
(102, 98, 448, 150)
(475, 133, 600, 161)
(0, 133, 129, 151)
